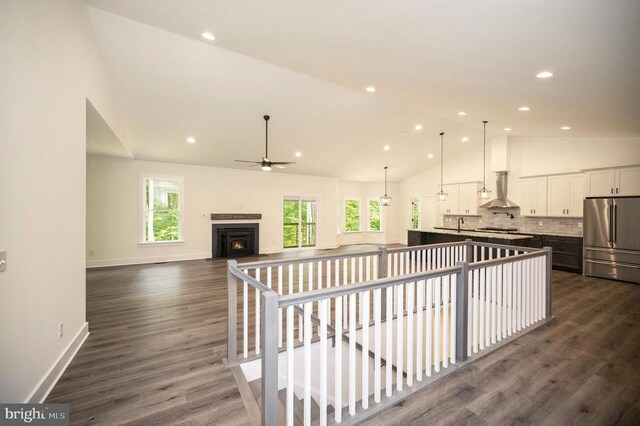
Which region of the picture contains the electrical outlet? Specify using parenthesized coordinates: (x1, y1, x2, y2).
(58, 322, 63, 340)
(578, 222, 583, 228)
(89, 249, 94, 256)
(538, 221, 543, 226)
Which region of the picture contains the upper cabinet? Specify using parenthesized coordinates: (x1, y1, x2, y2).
(439, 184, 459, 215)
(459, 182, 482, 215)
(438, 182, 481, 216)
(585, 166, 640, 197)
(547, 174, 584, 217)
(616, 167, 640, 196)
(521, 177, 547, 216)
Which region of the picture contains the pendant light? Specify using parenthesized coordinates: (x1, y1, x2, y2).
(436, 132, 448, 201)
(380, 166, 392, 206)
(478, 120, 492, 199)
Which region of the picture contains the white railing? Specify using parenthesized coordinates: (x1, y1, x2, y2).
(226, 240, 552, 425)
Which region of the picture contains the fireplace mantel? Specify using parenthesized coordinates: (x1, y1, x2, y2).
(210, 213, 262, 221)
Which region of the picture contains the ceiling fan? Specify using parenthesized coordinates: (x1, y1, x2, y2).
(235, 115, 295, 171)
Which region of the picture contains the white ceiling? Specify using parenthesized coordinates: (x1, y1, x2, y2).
(86, 100, 132, 159)
(85, 0, 640, 181)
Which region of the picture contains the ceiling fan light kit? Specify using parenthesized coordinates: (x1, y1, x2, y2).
(235, 115, 295, 171)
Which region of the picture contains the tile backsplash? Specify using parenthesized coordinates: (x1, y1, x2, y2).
(443, 209, 583, 237)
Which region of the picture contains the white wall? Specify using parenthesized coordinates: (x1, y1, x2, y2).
(336, 180, 402, 246)
(399, 137, 640, 242)
(86, 157, 405, 267)
(0, 0, 125, 402)
(87, 156, 343, 265)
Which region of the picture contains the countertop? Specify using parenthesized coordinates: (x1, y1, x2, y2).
(413, 228, 534, 240)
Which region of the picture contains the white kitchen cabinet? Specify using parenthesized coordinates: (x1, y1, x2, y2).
(439, 184, 459, 215)
(548, 173, 584, 217)
(521, 177, 547, 216)
(615, 166, 640, 196)
(585, 169, 616, 197)
(585, 166, 640, 197)
(458, 182, 482, 215)
(567, 174, 584, 217)
(438, 183, 481, 216)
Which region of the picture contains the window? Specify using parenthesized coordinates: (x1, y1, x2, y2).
(283, 197, 317, 249)
(344, 199, 361, 232)
(411, 197, 420, 230)
(141, 177, 183, 243)
(368, 198, 382, 231)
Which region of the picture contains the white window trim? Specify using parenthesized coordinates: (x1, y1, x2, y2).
(367, 197, 384, 233)
(343, 198, 362, 233)
(139, 175, 185, 245)
(410, 197, 421, 231)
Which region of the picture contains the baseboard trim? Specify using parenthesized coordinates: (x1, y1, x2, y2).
(87, 252, 210, 268)
(87, 241, 407, 268)
(26, 322, 89, 403)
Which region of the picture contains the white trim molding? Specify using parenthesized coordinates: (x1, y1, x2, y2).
(87, 252, 211, 268)
(27, 322, 89, 403)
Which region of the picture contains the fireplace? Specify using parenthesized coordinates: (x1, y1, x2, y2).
(212, 223, 259, 258)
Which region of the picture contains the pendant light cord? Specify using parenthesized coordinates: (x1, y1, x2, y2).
(439, 132, 445, 191)
(482, 121, 488, 188)
(384, 166, 388, 196)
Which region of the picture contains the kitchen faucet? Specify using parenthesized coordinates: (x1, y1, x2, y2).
(457, 217, 464, 233)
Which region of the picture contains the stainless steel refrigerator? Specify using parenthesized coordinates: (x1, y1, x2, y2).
(584, 197, 640, 283)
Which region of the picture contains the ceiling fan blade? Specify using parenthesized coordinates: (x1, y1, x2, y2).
(249, 163, 261, 167)
(235, 160, 261, 164)
(271, 161, 296, 165)
(274, 165, 286, 169)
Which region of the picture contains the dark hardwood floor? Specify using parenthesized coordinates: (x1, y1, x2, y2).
(48, 246, 640, 425)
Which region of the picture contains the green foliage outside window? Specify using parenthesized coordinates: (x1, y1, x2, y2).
(411, 198, 420, 230)
(369, 199, 381, 231)
(283, 200, 300, 248)
(283, 199, 317, 248)
(345, 199, 360, 232)
(144, 179, 181, 242)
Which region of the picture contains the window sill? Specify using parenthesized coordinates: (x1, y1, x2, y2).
(139, 240, 185, 246)
(343, 231, 363, 234)
(367, 230, 384, 233)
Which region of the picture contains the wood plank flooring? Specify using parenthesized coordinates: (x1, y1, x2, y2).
(47, 246, 640, 425)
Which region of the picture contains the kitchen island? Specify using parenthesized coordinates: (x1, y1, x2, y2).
(407, 228, 583, 272)
(408, 228, 533, 247)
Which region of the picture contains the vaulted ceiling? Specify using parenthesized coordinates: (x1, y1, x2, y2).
(85, 0, 640, 181)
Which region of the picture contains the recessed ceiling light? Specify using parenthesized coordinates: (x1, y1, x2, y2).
(427, 153, 434, 159)
(536, 71, 554, 79)
(201, 32, 215, 41)
(518, 106, 530, 111)
(461, 137, 469, 142)
(458, 111, 467, 116)
(295, 151, 302, 157)
(504, 128, 512, 131)
(383, 145, 391, 151)
(365, 86, 376, 93)
(415, 124, 423, 131)
(560, 126, 571, 130)
(186, 137, 196, 144)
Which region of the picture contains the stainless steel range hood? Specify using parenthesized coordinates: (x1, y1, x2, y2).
(480, 171, 519, 209)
